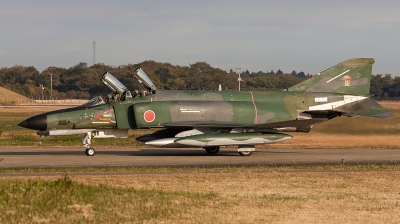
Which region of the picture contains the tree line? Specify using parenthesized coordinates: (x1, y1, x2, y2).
(0, 61, 398, 100)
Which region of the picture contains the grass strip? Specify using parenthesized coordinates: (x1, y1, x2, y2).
(0, 174, 218, 223)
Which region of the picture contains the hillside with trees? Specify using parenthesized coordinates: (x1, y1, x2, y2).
(0, 61, 398, 100)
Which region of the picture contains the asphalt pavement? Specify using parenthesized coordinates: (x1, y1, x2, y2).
(0, 147, 399, 169)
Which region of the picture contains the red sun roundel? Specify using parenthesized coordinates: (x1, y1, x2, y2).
(143, 110, 155, 122)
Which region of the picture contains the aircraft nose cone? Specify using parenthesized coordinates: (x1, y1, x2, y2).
(18, 114, 47, 130)
(18, 120, 28, 128)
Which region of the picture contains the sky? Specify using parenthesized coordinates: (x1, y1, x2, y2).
(1, 0, 400, 75)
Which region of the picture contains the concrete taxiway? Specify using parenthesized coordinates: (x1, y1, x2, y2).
(0, 147, 399, 169)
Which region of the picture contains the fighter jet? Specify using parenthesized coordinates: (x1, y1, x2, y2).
(19, 58, 392, 156)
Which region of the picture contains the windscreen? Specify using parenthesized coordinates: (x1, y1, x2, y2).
(80, 96, 105, 107)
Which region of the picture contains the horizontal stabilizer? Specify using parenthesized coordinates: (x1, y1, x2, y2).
(352, 99, 393, 118)
(324, 98, 393, 118)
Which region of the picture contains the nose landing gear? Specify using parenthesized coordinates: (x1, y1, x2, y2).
(82, 132, 95, 156)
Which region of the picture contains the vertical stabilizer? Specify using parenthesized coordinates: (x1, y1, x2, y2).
(288, 58, 374, 95)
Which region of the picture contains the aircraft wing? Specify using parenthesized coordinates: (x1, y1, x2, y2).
(164, 122, 250, 129)
(252, 118, 329, 131)
(164, 118, 329, 132)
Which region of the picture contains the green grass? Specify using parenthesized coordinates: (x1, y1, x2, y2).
(1, 168, 400, 223)
(0, 175, 218, 223)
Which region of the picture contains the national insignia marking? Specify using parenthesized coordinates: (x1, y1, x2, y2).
(144, 110, 155, 122)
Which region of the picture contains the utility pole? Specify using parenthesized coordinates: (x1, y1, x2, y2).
(39, 84, 44, 102)
(50, 73, 53, 100)
(92, 39, 97, 66)
(45, 69, 53, 100)
(236, 68, 242, 91)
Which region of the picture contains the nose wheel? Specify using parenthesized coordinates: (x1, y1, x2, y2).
(85, 148, 95, 156)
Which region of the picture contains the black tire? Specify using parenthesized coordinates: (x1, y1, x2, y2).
(204, 146, 220, 154)
(238, 151, 252, 156)
(85, 148, 95, 156)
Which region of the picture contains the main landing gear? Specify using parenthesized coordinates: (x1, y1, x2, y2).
(238, 151, 253, 156)
(237, 145, 255, 156)
(204, 146, 220, 154)
(203, 145, 255, 156)
(82, 132, 95, 156)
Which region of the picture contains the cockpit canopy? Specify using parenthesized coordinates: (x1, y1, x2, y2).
(132, 68, 157, 94)
(96, 68, 157, 103)
(101, 72, 128, 94)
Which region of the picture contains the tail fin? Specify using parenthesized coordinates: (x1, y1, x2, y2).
(288, 58, 374, 95)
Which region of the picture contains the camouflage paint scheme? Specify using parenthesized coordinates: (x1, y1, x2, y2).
(19, 58, 392, 156)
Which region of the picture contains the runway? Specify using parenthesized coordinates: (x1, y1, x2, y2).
(0, 147, 399, 169)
